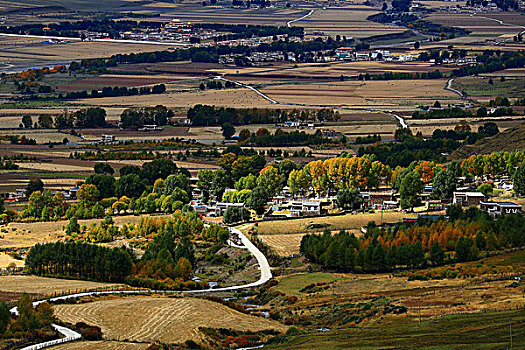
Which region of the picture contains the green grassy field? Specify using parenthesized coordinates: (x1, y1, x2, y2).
(266, 309, 524, 349)
(275, 272, 335, 295)
(452, 75, 525, 99)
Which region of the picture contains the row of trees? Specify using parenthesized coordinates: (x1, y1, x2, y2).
(239, 128, 339, 147)
(452, 51, 525, 77)
(187, 104, 340, 126)
(413, 107, 514, 120)
(358, 70, 443, 81)
(21, 107, 107, 129)
(26, 241, 133, 282)
(301, 206, 525, 272)
(120, 105, 173, 128)
(57, 84, 166, 100)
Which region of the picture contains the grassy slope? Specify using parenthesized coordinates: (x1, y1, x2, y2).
(266, 309, 524, 349)
(450, 121, 525, 159)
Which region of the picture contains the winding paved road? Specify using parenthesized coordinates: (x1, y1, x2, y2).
(286, 9, 315, 28)
(10, 228, 272, 349)
(445, 77, 464, 98)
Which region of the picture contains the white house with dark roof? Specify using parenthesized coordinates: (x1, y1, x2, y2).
(480, 201, 522, 217)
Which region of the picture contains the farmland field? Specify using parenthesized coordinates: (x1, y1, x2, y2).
(0, 275, 122, 296)
(451, 75, 525, 100)
(50, 341, 149, 350)
(256, 211, 409, 235)
(259, 79, 460, 109)
(292, 5, 405, 38)
(258, 233, 307, 257)
(54, 296, 287, 344)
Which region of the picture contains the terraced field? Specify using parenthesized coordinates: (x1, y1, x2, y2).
(54, 296, 287, 344)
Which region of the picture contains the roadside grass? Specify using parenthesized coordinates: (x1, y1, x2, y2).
(265, 309, 524, 349)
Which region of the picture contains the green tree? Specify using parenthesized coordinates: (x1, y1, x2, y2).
(0, 302, 10, 335)
(477, 183, 493, 197)
(115, 174, 146, 198)
(197, 169, 213, 203)
(77, 183, 100, 207)
(94, 163, 114, 175)
(65, 217, 80, 235)
(429, 240, 444, 266)
(85, 174, 115, 199)
(22, 115, 32, 129)
(38, 114, 53, 128)
(513, 163, 525, 196)
(26, 178, 44, 197)
(164, 173, 192, 199)
(432, 169, 457, 200)
(256, 166, 281, 196)
(223, 206, 250, 224)
(372, 244, 387, 271)
(409, 242, 425, 268)
(248, 186, 269, 215)
(400, 172, 424, 210)
(455, 236, 471, 262)
(336, 188, 363, 211)
(221, 122, 235, 139)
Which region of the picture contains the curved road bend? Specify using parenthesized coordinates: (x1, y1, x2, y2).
(445, 77, 464, 98)
(10, 228, 272, 349)
(286, 9, 315, 28)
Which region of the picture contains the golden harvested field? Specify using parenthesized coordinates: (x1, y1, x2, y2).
(0, 275, 122, 295)
(0, 252, 24, 269)
(54, 296, 287, 344)
(15, 161, 92, 172)
(50, 341, 149, 350)
(257, 211, 410, 235)
(296, 5, 404, 37)
(427, 13, 524, 45)
(0, 39, 177, 63)
(417, 0, 467, 8)
(75, 88, 274, 109)
(258, 233, 307, 256)
(0, 130, 81, 143)
(260, 79, 459, 109)
(216, 61, 456, 84)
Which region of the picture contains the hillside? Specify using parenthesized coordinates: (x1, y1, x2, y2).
(450, 122, 525, 159)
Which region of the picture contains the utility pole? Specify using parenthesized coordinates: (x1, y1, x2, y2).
(509, 317, 513, 350)
(418, 298, 421, 328)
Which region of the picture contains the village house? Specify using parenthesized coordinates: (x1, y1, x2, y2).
(215, 202, 245, 216)
(100, 134, 115, 144)
(362, 191, 395, 209)
(453, 191, 485, 206)
(290, 201, 321, 217)
(480, 201, 522, 217)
